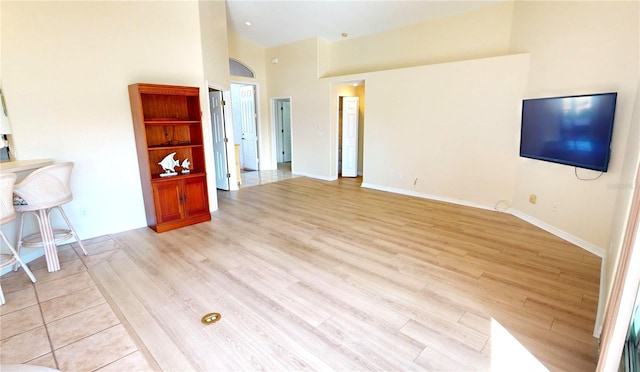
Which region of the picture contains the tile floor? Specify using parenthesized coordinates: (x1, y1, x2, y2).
(240, 161, 297, 188)
(0, 237, 153, 371)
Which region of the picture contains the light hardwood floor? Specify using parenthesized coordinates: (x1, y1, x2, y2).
(1, 176, 601, 371)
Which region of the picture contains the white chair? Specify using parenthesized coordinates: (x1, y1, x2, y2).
(13, 162, 87, 273)
(0, 173, 37, 305)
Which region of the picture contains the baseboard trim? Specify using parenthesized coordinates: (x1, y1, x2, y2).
(294, 172, 336, 181)
(361, 182, 606, 257)
(0, 247, 44, 276)
(593, 257, 607, 338)
(507, 208, 607, 258)
(360, 183, 496, 212)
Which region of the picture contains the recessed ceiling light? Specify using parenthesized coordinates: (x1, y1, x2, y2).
(245, 21, 252, 26)
(341, 32, 348, 38)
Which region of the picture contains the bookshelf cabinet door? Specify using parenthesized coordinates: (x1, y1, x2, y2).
(152, 180, 183, 224)
(182, 176, 209, 218)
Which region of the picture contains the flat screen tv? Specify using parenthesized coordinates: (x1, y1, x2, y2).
(519, 92, 617, 172)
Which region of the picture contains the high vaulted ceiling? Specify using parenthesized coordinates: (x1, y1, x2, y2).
(225, 0, 505, 48)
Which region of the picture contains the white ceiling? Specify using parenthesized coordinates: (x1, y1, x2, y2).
(225, 0, 504, 48)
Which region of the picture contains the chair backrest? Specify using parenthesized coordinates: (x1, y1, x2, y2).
(0, 172, 17, 224)
(13, 162, 74, 210)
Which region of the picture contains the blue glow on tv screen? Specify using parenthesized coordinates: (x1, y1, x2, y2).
(519, 92, 617, 172)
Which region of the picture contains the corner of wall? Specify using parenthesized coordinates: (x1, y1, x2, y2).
(508, 207, 607, 257)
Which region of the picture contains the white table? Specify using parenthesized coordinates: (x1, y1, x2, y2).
(0, 159, 53, 177)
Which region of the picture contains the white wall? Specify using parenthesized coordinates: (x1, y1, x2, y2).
(263, 3, 517, 182)
(1, 1, 225, 242)
(199, 0, 230, 91)
(198, 0, 232, 209)
(266, 38, 333, 179)
(0, 3, 3, 84)
(598, 78, 640, 337)
(509, 1, 639, 251)
(326, 2, 514, 76)
(360, 54, 529, 208)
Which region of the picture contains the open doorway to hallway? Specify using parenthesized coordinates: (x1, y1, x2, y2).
(209, 87, 235, 191)
(273, 97, 292, 173)
(335, 81, 365, 179)
(230, 83, 260, 173)
(338, 95, 359, 177)
(238, 97, 296, 188)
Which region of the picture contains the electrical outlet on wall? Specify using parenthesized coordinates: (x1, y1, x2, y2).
(529, 194, 537, 204)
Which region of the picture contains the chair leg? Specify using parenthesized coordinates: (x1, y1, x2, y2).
(0, 283, 5, 305)
(51, 206, 88, 256)
(14, 210, 42, 272)
(1, 231, 36, 284)
(14, 211, 30, 271)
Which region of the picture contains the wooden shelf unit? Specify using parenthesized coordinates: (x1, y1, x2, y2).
(129, 83, 211, 232)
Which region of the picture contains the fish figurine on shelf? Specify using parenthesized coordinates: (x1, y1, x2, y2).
(158, 152, 179, 177)
(181, 158, 191, 174)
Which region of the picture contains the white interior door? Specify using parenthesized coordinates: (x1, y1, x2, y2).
(210, 90, 229, 190)
(275, 99, 292, 163)
(282, 101, 291, 162)
(240, 85, 258, 171)
(341, 96, 359, 177)
(275, 101, 284, 163)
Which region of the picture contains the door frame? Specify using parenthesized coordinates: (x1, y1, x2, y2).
(272, 97, 292, 164)
(597, 159, 640, 370)
(209, 88, 230, 191)
(332, 80, 365, 180)
(339, 95, 359, 177)
(271, 96, 293, 171)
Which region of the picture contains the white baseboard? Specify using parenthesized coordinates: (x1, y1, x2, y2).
(507, 208, 607, 258)
(360, 183, 497, 212)
(0, 247, 43, 276)
(593, 257, 607, 338)
(361, 182, 606, 257)
(293, 172, 336, 181)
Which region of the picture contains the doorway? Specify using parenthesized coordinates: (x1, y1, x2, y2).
(230, 83, 259, 172)
(339, 96, 359, 177)
(334, 81, 365, 180)
(274, 98, 292, 167)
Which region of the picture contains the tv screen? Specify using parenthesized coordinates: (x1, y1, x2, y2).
(519, 92, 617, 172)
